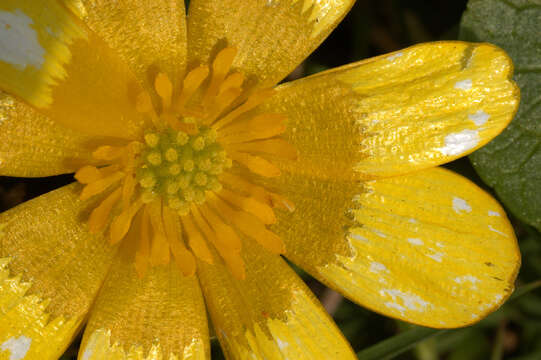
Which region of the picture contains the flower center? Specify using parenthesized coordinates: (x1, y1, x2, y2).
(74, 47, 296, 279)
(137, 127, 231, 214)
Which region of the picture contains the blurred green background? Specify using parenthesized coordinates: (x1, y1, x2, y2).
(1, 1, 540, 359)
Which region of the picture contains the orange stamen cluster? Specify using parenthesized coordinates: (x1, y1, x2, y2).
(75, 47, 296, 279)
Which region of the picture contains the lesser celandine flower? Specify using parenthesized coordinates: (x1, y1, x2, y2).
(0, 0, 521, 359)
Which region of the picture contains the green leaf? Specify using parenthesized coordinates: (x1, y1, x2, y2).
(459, 0, 541, 231)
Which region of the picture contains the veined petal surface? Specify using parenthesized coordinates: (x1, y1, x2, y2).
(0, 184, 117, 359)
(270, 167, 520, 328)
(197, 237, 356, 360)
(0, 91, 104, 177)
(262, 42, 518, 179)
(64, 0, 187, 93)
(0, 0, 147, 139)
(187, 0, 355, 87)
(79, 248, 208, 360)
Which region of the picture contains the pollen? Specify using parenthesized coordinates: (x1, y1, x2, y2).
(74, 46, 296, 280)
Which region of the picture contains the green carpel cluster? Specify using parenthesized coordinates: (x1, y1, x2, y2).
(137, 126, 231, 215)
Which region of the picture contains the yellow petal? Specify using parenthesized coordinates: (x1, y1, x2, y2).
(187, 0, 355, 87)
(270, 167, 520, 328)
(65, 0, 187, 95)
(0, 184, 117, 359)
(0, 91, 100, 177)
(197, 237, 356, 359)
(260, 42, 519, 180)
(0, 1, 147, 139)
(79, 251, 208, 360)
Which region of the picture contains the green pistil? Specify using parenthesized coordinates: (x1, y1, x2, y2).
(137, 126, 229, 215)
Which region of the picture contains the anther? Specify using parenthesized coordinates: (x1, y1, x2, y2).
(208, 178, 223, 192)
(183, 160, 195, 172)
(147, 152, 162, 166)
(166, 180, 180, 195)
(141, 190, 157, 203)
(194, 173, 208, 186)
(176, 132, 189, 146)
(140, 174, 157, 189)
(192, 136, 205, 151)
(194, 189, 206, 204)
(165, 148, 178, 162)
(169, 164, 181, 175)
(198, 158, 212, 172)
(168, 197, 185, 210)
(144, 133, 160, 148)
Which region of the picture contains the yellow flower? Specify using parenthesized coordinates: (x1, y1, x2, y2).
(0, 0, 521, 359)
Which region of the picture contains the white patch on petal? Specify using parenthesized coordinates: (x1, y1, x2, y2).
(384, 301, 406, 315)
(438, 130, 480, 156)
(454, 79, 472, 90)
(380, 289, 430, 312)
(488, 225, 508, 237)
(348, 232, 368, 244)
(0, 10, 45, 70)
(408, 218, 418, 224)
(387, 52, 403, 61)
(374, 230, 387, 238)
(369, 261, 388, 273)
(276, 338, 289, 350)
(454, 275, 480, 284)
(453, 197, 472, 214)
(1, 336, 32, 360)
(488, 211, 501, 217)
(407, 238, 424, 246)
(469, 110, 490, 126)
(427, 251, 444, 262)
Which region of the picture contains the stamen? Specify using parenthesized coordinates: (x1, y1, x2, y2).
(204, 47, 237, 104)
(135, 206, 151, 278)
(88, 188, 122, 233)
(210, 194, 285, 254)
(228, 151, 281, 177)
(80, 171, 124, 201)
(75, 165, 101, 184)
(180, 214, 214, 264)
(220, 173, 267, 202)
(219, 72, 244, 94)
(176, 65, 209, 111)
(92, 145, 125, 161)
(136, 91, 161, 127)
(226, 139, 298, 160)
(191, 205, 245, 279)
(162, 206, 196, 276)
(217, 188, 277, 225)
(195, 204, 242, 252)
(212, 89, 275, 129)
(218, 113, 287, 140)
(147, 201, 171, 266)
(110, 197, 143, 244)
(155, 73, 174, 109)
(121, 174, 137, 209)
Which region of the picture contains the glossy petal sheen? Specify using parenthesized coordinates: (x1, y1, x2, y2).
(0, 91, 105, 177)
(0, 1, 146, 139)
(0, 184, 117, 359)
(263, 42, 519, 180)
(64, 0, 187, 93)
(197, 237, 356, 359)
(271, 167, 520, 328)
(79, 248, 208, 360)
(187, 0, 354, 87)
